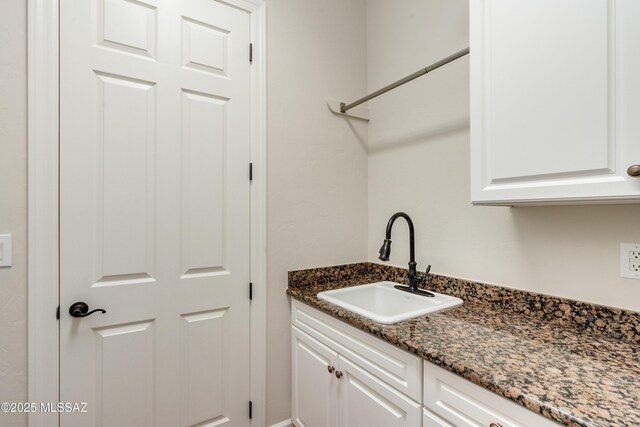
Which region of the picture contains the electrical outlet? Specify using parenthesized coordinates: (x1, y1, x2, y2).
(0, 234, 12, 267)
(621, 243, 640, 279)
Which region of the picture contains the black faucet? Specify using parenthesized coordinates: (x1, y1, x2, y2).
(378, 212, 434, 297)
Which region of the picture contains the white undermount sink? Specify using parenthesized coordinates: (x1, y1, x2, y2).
(317, 281, 463, 324)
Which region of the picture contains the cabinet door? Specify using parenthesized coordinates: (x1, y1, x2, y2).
(470, 0, 640, 204)
(423, 409, 451, 427)
(338, 355, 421, 427)
(292, 327, 339, 427)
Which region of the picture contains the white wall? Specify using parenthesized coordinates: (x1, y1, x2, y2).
(0, 1, 28, 427)
(266, 0, 369, 424)
(366, 0, 640, 312)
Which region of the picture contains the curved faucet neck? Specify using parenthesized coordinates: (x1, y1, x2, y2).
(385, 212, 415, 263)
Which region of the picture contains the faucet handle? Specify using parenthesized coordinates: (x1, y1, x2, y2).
(420, 265, 432, 286)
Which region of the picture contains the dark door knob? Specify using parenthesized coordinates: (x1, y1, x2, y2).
(628, 165, 640, 177)
(69, 302, 106, 318)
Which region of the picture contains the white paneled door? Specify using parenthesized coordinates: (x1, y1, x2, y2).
(59, 0, 252, 426)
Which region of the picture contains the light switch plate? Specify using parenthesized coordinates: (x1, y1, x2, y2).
(0, 234, 12, 267)
(620, 243, 640, 279)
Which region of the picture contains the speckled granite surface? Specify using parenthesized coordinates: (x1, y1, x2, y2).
(287, 263, 640, 427)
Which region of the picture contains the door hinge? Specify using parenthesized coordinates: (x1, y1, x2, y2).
(249, 400, 253, 419)
(56, 305, 60, 320)
(249, 43, 253, 64)
(249, 282, 253, 300)
(249, 162, 253, 181)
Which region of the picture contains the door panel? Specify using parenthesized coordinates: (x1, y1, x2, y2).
(97, 72, 156, 282)
(97, 0, 157, 58)
(59, 0, 251, 425)
(96, 321, 156, 427)
(182, 16, 229, 77)
(292, 327, 339, 427)
(180, 309, 229, 426)
(181, 90, 227, 275)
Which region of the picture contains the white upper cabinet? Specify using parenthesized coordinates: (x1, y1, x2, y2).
(470, 0, 640, 204)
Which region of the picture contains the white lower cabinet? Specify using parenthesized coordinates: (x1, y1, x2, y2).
(292, 326, 420, 427)
(292, 301, 559, 427)
(291, 327, 339, 427)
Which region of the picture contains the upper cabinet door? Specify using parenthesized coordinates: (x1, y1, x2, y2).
(470, 0, 640, 204)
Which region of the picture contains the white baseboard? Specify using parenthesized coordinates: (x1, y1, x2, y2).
(269, 419, 292, 427)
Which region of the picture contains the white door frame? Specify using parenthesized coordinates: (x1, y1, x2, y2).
(27, 1, 267, 426)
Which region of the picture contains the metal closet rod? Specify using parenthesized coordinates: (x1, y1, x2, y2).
(340, 47, 470, 113)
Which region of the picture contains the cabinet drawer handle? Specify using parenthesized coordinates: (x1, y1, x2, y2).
(489, 423, 503, 427)
(327, 365, 335, 374)
(628, 165, 640, 177)
(335, 371, 343, 379)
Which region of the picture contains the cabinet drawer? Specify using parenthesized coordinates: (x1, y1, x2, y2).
(423, 363, 558, 427)
(292, 300, 422, 401)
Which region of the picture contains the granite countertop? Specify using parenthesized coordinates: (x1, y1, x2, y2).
(286, 263, 640, 427)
